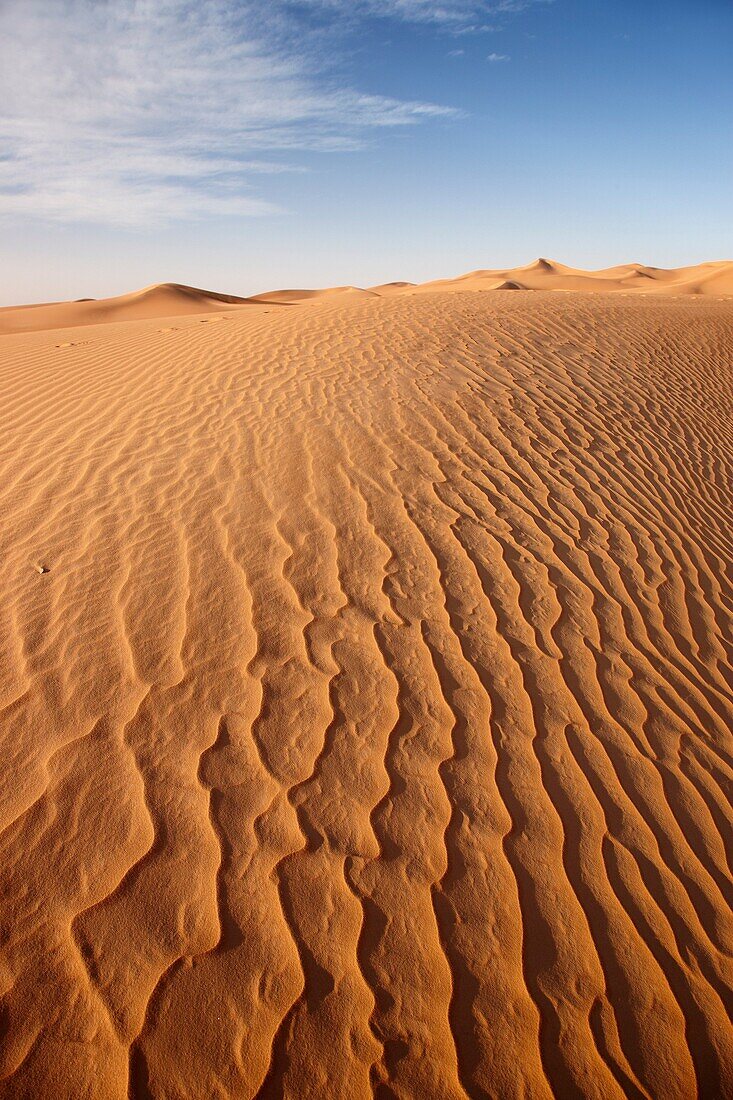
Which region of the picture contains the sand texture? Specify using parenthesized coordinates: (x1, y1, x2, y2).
(0, 285, 732, 1099)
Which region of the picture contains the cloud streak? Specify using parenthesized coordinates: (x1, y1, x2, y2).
(0, 0, 550, 226)
(0, 1, 456, 226)
(292, 0, 549, 28)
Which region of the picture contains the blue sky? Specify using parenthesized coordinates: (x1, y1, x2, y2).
(1, 0, 731, 304)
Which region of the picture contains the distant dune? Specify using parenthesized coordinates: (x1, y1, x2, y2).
(415, 258, 733, 297)
(250, 285, 379, 305)
(1, 281, 731, 1098)
(0, 282, 255, 335)
(2, 259, 731, 335)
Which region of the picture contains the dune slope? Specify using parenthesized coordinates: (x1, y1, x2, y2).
(416, 258, 733, 297)
(0, 282, 256, 335)
(2, 260, 732, 337)
(0, 290, 732, 1099)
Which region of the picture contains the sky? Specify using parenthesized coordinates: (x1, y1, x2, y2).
(1, 0, 732, 304)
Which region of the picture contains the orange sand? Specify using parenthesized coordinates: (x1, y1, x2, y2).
(2, 258, 732, 336)
(0, 274, 731, 1098)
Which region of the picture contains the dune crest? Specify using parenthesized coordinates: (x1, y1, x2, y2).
(0, 282, 256, 335)
(416, 258, 733, 296)
(250, 285, 379, 305)
(2, 260, 732, 336)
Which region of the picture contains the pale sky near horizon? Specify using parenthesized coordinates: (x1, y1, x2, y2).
(1, 0, 731, 305)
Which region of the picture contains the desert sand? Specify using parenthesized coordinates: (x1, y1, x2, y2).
(2, 258, 733, 336)
(0, 265, 732, 1099)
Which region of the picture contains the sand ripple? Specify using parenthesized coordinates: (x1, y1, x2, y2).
(0, 291, 731, 1098)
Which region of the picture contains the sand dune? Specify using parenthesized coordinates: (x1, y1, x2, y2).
(259, 259, 733, 303)
(2, 260, 731, 336)
(251, 286, 379, 305)
(0, 282, 256, 335)
(415, 258, 733, 297)
(0, 285, 732, 1099)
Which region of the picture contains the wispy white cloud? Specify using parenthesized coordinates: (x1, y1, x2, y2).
(487, 51, 510, 61)
(0, 0, 550, 226)
(292, 0, 549, 28)
(0, 0, 457, 226)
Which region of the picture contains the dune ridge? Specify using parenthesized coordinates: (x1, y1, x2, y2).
(2, 259, 732, 336)
(414, 258, 733, 297)
(0, 282, 256, 335)
(0, 287, 731, 1098)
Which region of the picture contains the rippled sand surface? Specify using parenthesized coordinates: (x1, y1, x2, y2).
(1, 290, 731, 1098)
